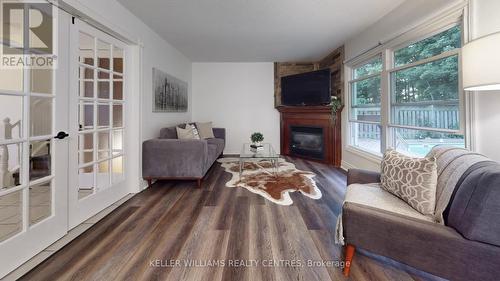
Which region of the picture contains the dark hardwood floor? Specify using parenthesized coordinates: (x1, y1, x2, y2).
(20, 157, 444, 281)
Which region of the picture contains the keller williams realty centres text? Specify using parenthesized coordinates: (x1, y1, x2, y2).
(149, 259, 347, 268)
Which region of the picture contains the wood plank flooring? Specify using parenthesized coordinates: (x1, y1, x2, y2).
(20, 157, 444, 281)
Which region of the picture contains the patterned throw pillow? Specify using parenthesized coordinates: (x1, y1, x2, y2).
(186, 124, 201, 140)
(176, 126, 196, 139)
(381, 149, 438, 216)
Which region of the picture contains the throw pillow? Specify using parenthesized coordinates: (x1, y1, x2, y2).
(185, 123, 201, 140)
(381, 149, 438, 216)
(176, 126, 196, 139)
(196, 122, 215, 139)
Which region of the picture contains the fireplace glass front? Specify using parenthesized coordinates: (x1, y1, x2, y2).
(290, 126, 324, 160)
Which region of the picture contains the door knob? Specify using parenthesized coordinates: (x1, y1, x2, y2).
(54, 131, 69, 139)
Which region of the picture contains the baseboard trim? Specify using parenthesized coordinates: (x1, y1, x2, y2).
(341, 160, 356, 171)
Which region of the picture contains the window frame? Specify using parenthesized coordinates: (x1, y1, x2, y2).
(345, 10, 469, 158)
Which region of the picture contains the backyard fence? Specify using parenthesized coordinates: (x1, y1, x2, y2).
(355, 104, 459, 140)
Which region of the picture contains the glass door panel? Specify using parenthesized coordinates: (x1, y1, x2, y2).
(112, 130, 123, 156)
(30, 97, 53, 137)
(112, 104, 123, 128)
(79, 67, 94, 98)
(113, 74, 123, 100)
(29, 181, 52, 226)
(30, 69, 53, 94)
(97, 40, 111, 70)
(29, 139, 52, 181)
(0, 143, 22, 189)
(97, 131, 110, 160)
(97, 103, 110, 128)
(97, 71, 110, 99)
(0, 68, 24, 92)
(0, 190, 23, 242)
(78, 133, 94, 164)
(79, 102, 94, 131)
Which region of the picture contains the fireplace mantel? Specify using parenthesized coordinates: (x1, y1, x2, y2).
(277, 105, 342, 167)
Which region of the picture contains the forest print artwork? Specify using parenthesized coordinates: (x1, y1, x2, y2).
(153, 68, 188, 112)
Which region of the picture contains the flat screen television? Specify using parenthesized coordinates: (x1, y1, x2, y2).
(281, 69, 331, 106)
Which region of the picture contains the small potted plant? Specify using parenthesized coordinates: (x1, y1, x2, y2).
(330, 96, 343, 122)
(250, 132, 264, 149)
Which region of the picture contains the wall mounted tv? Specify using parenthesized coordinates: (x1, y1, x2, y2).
(281, 69, 331, 106)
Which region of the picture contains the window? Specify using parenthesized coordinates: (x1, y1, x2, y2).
(347, 23, 466, 157)
(348, 56, 383, 153)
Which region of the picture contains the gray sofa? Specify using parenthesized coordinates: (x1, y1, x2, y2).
(342, 151, 500, 281)
(142, 125, 225, 188)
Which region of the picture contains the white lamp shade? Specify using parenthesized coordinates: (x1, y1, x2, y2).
(462, 32, 500, 91)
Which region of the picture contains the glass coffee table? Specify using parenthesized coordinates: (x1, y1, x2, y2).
(239, 143, 280, 179)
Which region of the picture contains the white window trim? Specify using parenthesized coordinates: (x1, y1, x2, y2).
(345, 5, 471, 158)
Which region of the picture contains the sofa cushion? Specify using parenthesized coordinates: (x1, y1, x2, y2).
(345, 184, 435, 223)
(159, 127, 177, 139)
(207, 138, 224, 156)
(381, 149, 438, 216)
(142, 139, 207, 178)
(206, 143, 219, 169)
(446, 161, 500, 246)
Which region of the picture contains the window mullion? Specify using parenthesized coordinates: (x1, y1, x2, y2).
(388, 124, 461, 134)
(348, 120, 381, 125)
(381, 49, 391, 153)
(388, 49, 459, 73)
(349, 72, 381, 83)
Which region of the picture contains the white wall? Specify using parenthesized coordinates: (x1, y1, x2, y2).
(192, 63, 279, 154)
(470, 0, 500, 161)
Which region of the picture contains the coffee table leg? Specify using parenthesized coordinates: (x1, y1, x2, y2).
(274, 158, 279, 177)
(239, 159, 243, 180)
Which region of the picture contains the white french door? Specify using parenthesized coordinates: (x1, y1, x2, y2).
(0, 6, 130, 277)
(0, 8, 70, 277)
(67, 19, 127, 228)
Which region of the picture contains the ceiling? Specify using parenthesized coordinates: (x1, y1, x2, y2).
(117, 0, 405, 62)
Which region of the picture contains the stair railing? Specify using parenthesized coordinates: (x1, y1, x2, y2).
(1, 118, 21, 188)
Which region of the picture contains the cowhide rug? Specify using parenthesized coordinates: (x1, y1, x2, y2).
(217, 158, 322, 205)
